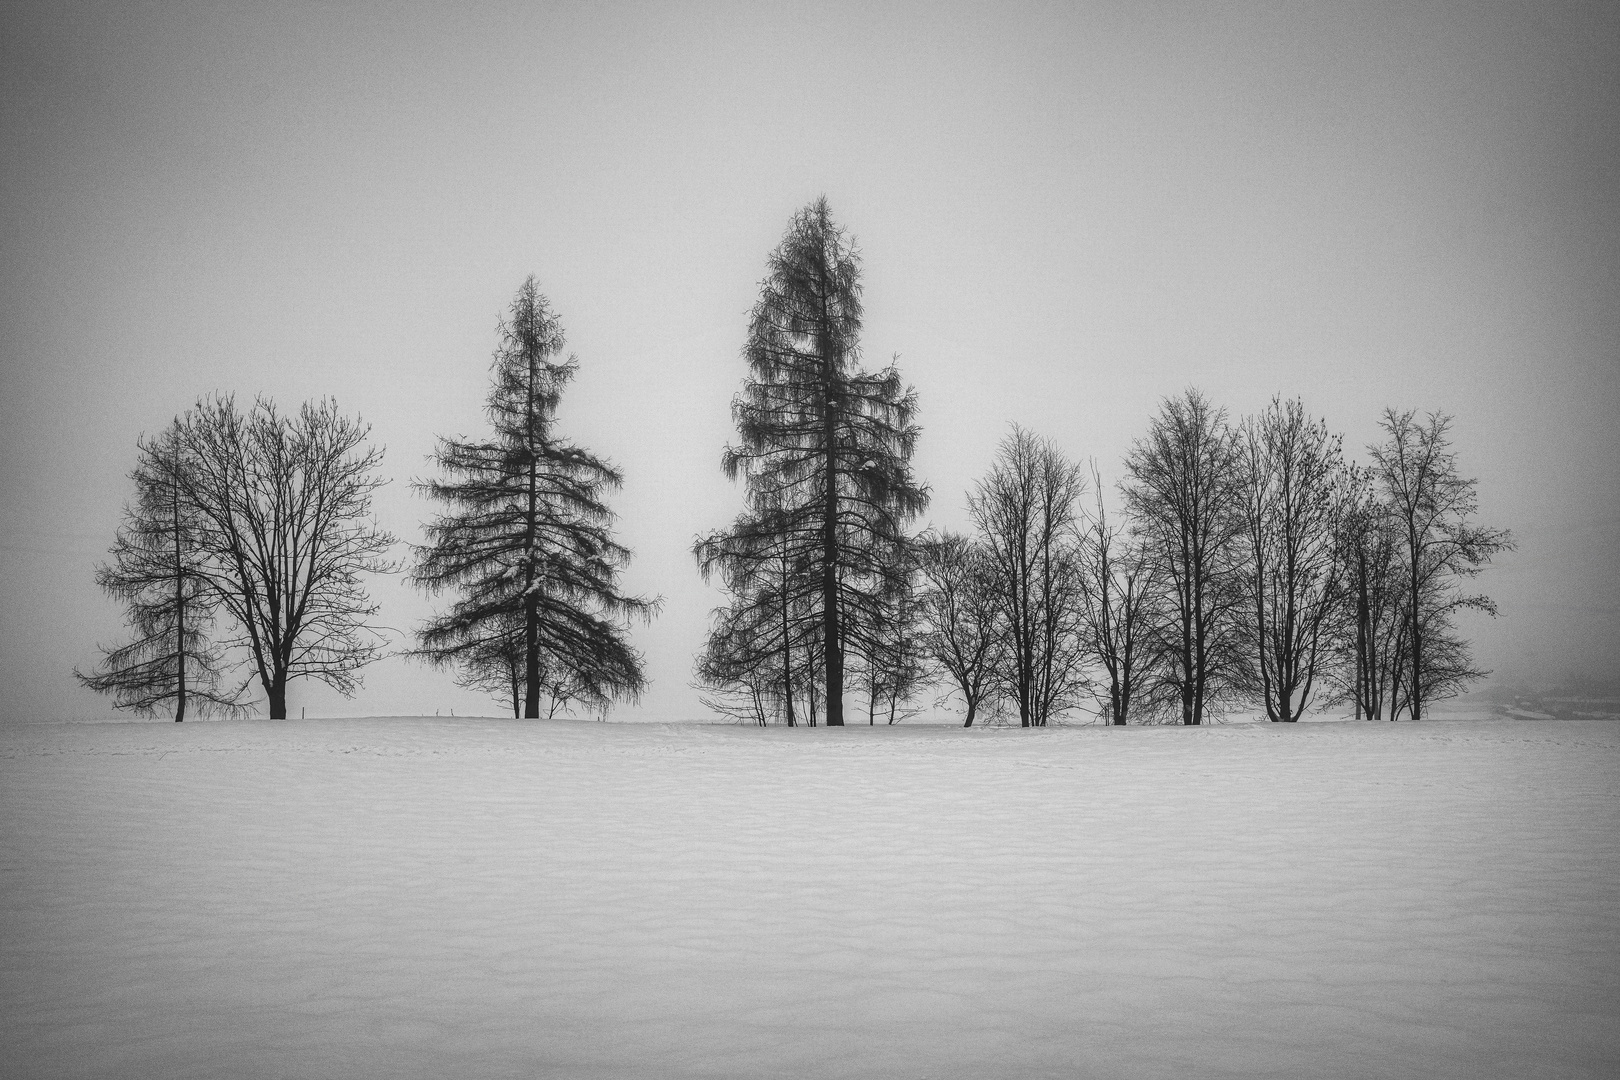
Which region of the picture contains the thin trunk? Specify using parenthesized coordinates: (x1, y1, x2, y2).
(804, 630, 819, 727)
(524, 592, 541, 718)
(1407, 550, 1423, 722)
(523, 347, 542, 720)
(780, 571, 795, 727)
(173, 475, 186, 722)
(1355, 550, 1369, 720)
(820, 318, 843, 728)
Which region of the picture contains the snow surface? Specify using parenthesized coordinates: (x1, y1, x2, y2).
(2, 717, 1616, 1079)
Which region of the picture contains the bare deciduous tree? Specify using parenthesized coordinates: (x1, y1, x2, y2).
(853, 557, 931, 725)
(1076, 471, 1166, 725)
(167, 395, 397, 719)
(1331, 469, 1409, 720)
(1371, 409, 1512, 720)
(1122, 389, 1246, 725)
(1236, 398, 1353, 722)
(694, 517, 820, 725)
(916, 531, 1001, 727)
(969, 427, 1089, 726)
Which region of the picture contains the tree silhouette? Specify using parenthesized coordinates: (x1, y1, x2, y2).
(1123, 390, 1247, 725)
(968, 426, 1089, 727)
(412, 277, 658, 719)
(916, 531, 1001, 727)
(175, 396, 396, 720)
(695, 507, 823, 725)
(1371, 409, 1512, 720)
(1075, 472, 1167, 725)
(76, 422, 243, 720)
(852, 554, 930, 725)
(698, 199, 927, 725)
(1326, 467, 1408, 720)
(1235, 398, 1353, 722)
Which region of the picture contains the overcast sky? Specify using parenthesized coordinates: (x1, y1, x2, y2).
(3, 0, 1615, 722)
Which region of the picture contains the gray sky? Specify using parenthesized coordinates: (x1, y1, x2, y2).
(3, 0, 1616, 722)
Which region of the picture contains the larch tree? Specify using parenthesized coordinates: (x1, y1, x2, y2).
(413, 276, 658, 719)
(1235, 398, 1353, 722)
(1370, 409, 1512, 720)
(1122, 389, 1246, 725)
(176, 395, 397, 719)
(76, 422, 243, 720)
(968, 426, 1089, 727)
(697, 198, 928, 726)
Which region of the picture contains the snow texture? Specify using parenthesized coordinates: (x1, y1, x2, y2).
(2, 717, 1616, 1079)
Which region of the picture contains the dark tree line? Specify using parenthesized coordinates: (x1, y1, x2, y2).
(695, 278, 1512, 728)
(82, 207, 1509, 729)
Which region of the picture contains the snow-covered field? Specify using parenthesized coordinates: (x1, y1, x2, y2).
(2, 717, 1616, 1079)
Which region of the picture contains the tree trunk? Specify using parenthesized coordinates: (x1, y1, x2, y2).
(267, 674, 287, 720)
(173, 483, 186, 721)
(1354, 558, 1368, 720)
(1180, 572, 1196, 726)
(821, 394, 843, 726)
(963, 698, 976, 728)
(524, 592, 541, 719)
(1407, 560, 1423, 722)
(175, 638, 186, 722)
(780, 580, 795, 727)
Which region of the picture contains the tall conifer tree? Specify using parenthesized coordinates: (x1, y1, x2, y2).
(696, 199, 927, 725)
(413, 277, 657, 718)
(76, 423, 242, 720)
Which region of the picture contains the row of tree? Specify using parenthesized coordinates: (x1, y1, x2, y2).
(693, 202, 1512, 726)
(81, 197, 1509, 726)
(78, 278, 655, 720)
